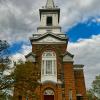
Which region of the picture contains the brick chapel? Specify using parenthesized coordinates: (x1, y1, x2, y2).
(14, 0, 87, 100)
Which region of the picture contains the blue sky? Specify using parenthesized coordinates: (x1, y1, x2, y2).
(0, 0, 100, 89)
(9, 42, 24, 54)
(67, 18, 100, 42)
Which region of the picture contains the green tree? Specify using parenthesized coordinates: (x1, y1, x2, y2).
(14, 62, 40, 100)
(87, 89, 95, 100)
(92, 75, 100, 99)
(0, 40, 13, 100)
(87, 75, 100, 100)
(0, 40, 9, 63)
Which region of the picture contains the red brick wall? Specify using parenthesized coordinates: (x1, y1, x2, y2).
(32, 44, 67, 55)
(74, 70, 87, 100)
(31, 43, 66, 100)
(35, 83, 62, 100)
(63, 62, 77, 100)
(13, 43, 87, 100)
(32, 43, 67, 81)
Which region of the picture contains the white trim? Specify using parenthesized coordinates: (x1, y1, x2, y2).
(41, 51, 57, 83)
(74, 68, 83, 70)
(69, 90, 72, 100)
(32, 42, 66, 44)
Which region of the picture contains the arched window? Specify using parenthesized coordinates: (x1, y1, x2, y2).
(42, 51, 56, 76)
(44, 89, 54, 95)
(47, 16, 52, 26)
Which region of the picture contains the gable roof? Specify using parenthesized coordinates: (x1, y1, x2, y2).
(25, 52, 36, 58)
(62, 51, 74, 58)
(62, 51, 74, 62)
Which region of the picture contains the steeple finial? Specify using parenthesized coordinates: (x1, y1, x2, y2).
(46, 0, 55, 8)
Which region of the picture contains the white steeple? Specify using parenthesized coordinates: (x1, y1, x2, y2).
(37, 0, 61, 34)
(46, 0, 55, 8)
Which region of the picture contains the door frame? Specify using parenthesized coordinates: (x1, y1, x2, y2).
(43, 88, 55, 100)
(44, 95, 54, 100)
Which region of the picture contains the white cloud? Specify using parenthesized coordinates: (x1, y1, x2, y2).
(92, 18, 100, 23)
(58, 0, 100, 30)
(11, 44, 31, 62)
(68, 34, 100, 89)
(0, 0, 100, 41)
(0, 0, 40, 42)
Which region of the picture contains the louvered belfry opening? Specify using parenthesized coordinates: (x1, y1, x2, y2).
(47, 16, 52, 26)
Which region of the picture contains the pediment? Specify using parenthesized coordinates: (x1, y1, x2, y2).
(25, 52, 36, 62)
(37, 35, 65, 43)
(32, 35, 66, 44)
(30, 33, 67, 44)
(63, 55, 73, 62)
(63, 52, 74, 62)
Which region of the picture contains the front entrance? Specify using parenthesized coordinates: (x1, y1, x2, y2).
(44, 95, 54, 100)
(44, 89, 54, 100)
(77, 96, 83, 100)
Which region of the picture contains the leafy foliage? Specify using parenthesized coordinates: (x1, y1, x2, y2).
(0, 40, 40, 99)
(87, 89, 95, 100)
(92, 75, 100, 99)
(14, 62, 40, 99)
(0, 40, 13, 99)
(0, 40, 9, 63)
(87, 74, 100, 100)
(0, 40, 9, 52)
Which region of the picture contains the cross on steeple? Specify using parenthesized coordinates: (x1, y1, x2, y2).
(46, 0, 55, 8)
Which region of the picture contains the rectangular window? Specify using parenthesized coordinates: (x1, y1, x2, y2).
(26, 96, 28, 100)
(69, 90, 72, 100)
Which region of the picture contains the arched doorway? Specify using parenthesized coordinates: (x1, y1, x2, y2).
(44, 89, 54, 100)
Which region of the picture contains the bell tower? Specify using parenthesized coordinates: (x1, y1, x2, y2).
(37, 0, 61, 34)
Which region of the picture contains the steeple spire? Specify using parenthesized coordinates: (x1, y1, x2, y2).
(46, 0, 55, 8)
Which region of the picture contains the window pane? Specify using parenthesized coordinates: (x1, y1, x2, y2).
(46, 60, 52, 74)
(69, 90, 72, 100)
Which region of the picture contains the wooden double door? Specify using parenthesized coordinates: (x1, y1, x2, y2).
(44, 95, 54, 100)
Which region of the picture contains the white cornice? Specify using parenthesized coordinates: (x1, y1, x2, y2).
(32, 41, 66, 44)
(74, 64, 84, 70)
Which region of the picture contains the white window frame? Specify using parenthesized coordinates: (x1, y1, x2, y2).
(41, 51, 57, 83)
